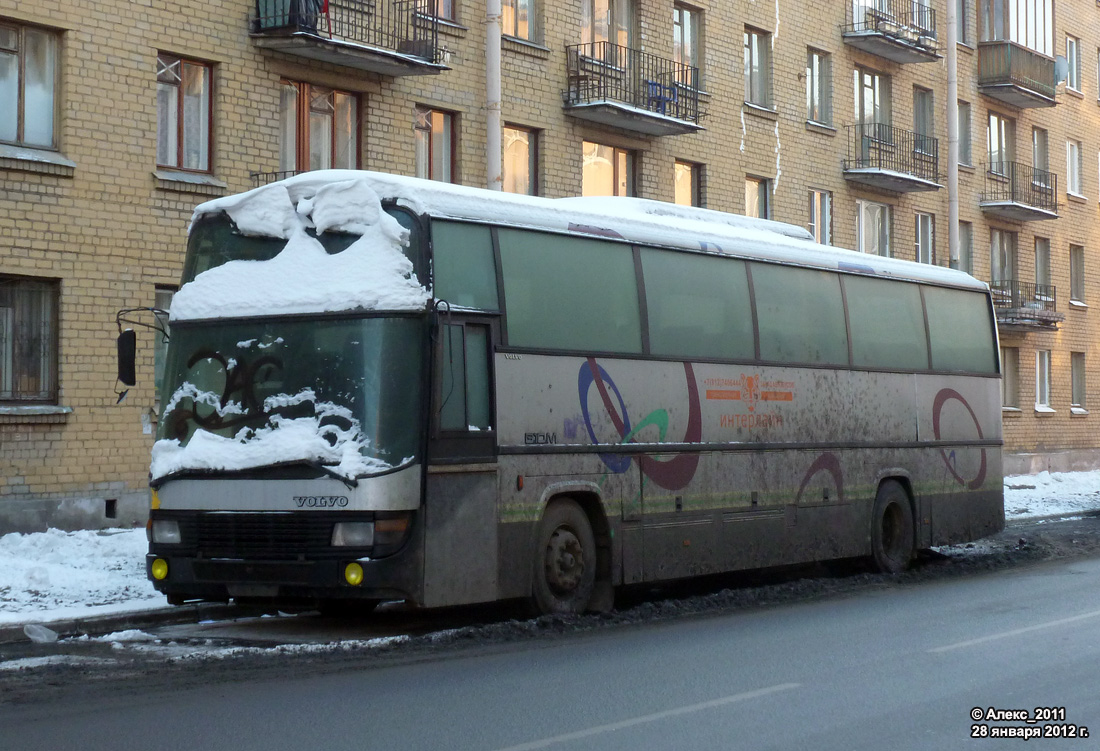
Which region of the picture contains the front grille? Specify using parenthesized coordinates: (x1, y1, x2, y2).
(166, 512, 362, 560)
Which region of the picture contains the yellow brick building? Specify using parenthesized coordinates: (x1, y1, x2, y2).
(0, 0, 1095, 530)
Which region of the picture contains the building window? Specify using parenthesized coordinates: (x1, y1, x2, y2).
(1067, 139, 1082, 195)
(583, 0, 633, 47)
(502, 124, 537, 195)
(0, 276, 58, 403)
(582, 141, 633, 196)
(959, 221, 973, 274)
(958, 100, 972, 165)
(415, 107, 455, 183)
(153, 287, 174, 400)
(280, 81, 358, 172)
(913, 87, 933, 153)
(1067, 35, 1080, 92)
(981, 0, 1053, 56)
(808, 189, 831, 245)
(434, 0, 456, 22)
(1001, 346, 1019, 408)
(1032, 126, 1048, 174)
(1036, 349, 1052, 409)
(744, 27, 771, 108)
(857, 200, 890, 256)
(0, 22, 58, 149)
(156, 54, 211, 172)
(987, 112, 1014, 173)
(915, 212, 935, 264)
(673, 4, 700, 86)
(674, 160, 701, 206)
(806, 49, 831, 125)
(745, 176, 770, 219)
(1070, 244, 1085, 303)
(1072, 352, 1086, 410)
(991, 228, 1016, 283)
(958, 0, 970, 45)
(502, 0, 533, 40)
(1034, 237, 1050, 290)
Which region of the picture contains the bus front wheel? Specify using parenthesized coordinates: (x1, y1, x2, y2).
(870, 481, 915, 574)
(532, 499, 596, 615)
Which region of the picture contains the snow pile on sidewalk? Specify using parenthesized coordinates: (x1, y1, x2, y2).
(0, 527, 160, 625)
(0, 471, 1098, 624)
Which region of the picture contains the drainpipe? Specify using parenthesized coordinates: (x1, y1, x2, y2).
(487, 0, 502, 190)
(946, 0, 959, 269)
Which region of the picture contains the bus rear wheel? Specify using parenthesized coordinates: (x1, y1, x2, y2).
(870, 480, 915, 574)
(532, 499, 596, 615)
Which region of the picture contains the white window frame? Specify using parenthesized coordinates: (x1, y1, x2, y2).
(1036, 349, 1052, 411)
(958, 220, 973, 274)
(808, 189, 832, 245)
(857, 200, 890, 256)
(1070, 245, 1085, 304)
(915, 212, 934, 264)
(806, 49, 831, 125)
(1001, 346, 1019, 409)
(1067, 139, 1082, 196)
(502, 124, 537, 195)
(744, 27, 772, 108)
(1067, 35, 1080, 92)
(1071, 351, 1087, 412)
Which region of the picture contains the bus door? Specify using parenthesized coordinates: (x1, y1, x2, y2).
(421, 315, 500, 607)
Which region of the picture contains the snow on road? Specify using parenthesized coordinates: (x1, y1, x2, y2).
(1, 471, 1098, 626)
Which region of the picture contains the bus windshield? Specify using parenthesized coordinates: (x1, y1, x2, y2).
(153, 314, 426, 483)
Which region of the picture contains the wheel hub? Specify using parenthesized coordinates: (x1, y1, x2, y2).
(545, 527, 586, 594)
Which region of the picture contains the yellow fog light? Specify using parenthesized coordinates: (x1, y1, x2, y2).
(344, 562, 364, 586)
(151, 558, 169, 581)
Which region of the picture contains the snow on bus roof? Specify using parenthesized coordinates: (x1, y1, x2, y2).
(189, 170, 986, 296)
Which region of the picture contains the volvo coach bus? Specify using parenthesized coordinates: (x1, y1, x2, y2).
(139, 170, 1003, 614)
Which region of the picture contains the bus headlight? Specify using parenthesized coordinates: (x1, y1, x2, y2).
(372, 512, 412, 557)
(151, 519, 181, 544)
(331, 522, 374, 547)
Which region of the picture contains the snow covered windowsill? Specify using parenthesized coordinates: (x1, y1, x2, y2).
(0, 144, 76, 178)
(0, 405, 73, 424)
(155, 170, 228, 197)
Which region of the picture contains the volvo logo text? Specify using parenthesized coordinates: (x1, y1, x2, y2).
(293, 496, 350, 508)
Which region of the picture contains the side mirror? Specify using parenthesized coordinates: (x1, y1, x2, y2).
(117, 329, 137, 386)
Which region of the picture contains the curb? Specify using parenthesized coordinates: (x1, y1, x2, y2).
(0, 602, 246, 645)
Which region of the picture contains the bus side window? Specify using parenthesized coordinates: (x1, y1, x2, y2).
(440, 322, 492, 432)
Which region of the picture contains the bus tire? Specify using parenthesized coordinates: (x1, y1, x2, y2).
(532, 499, 596, 615)
(870, 480, 915, 574)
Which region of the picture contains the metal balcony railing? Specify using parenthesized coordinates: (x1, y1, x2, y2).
(564, 41, 702, 125)
(251, 169, 304, 187)
(843, 0, 937, 41)
(843, 123, 939, 181)
(990, 279, 1057, 314)
(981, 162, 1059, 213)
(252, 0, 440, 62)
(977, 40, 1056, 99)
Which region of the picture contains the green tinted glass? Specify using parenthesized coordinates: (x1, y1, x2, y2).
(641, 249, 754, 360)
(432, 221, 499, 310)
(752, 263, 848, 365)
(924, 287, 998, 373)
(845, 275, 929, 370)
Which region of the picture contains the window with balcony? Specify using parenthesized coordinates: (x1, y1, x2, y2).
(1071, 351, 1086, 411)
(987, 111, 1014, 174)
(958, 100, 972, 165)
(1034, 236, 1050, 288)
(959, 220, 973, 273)
(990, 228, 1016, 283)
(157, 54, 212, 172)
(1066, 35, 1080, 92)
(980, 0, 1052, 55)
(503, 0, 535, 41)
(809, 189, 832, 245)
(1067, 139, 1082, 196)
(745, 176, 770, 218)
(582, 141, 633, 196)
(913, 87, 933, 154)
(673, 4, 700, 86)
(583, 0, 634, 48)
(675, 160, 701, 206)
(1070, 244, 1085, 303)
(744, 27, 772, 108)
(0, 22, 58, 150)
(434, 0, 457, 22)
(806, 49, 831, 125)
(915, 212, 935, 263)
(1036, 349, 1052, 410)
(502, 125, 537, 195)
(280, 81, 358, 173)
(857, 199, 891, 256)
(0, 275, 58, 403)
(415, 107, 455, 183)
(1001, 346, 1019, 408)
(855, 66, 891, 131)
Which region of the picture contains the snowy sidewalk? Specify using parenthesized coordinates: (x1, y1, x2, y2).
(1, 470, 1099, 632)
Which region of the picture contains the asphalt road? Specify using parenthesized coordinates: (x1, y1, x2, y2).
(3, 530, 1099, 750)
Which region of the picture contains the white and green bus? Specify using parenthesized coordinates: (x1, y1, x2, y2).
(139, 171, 1003, 614)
